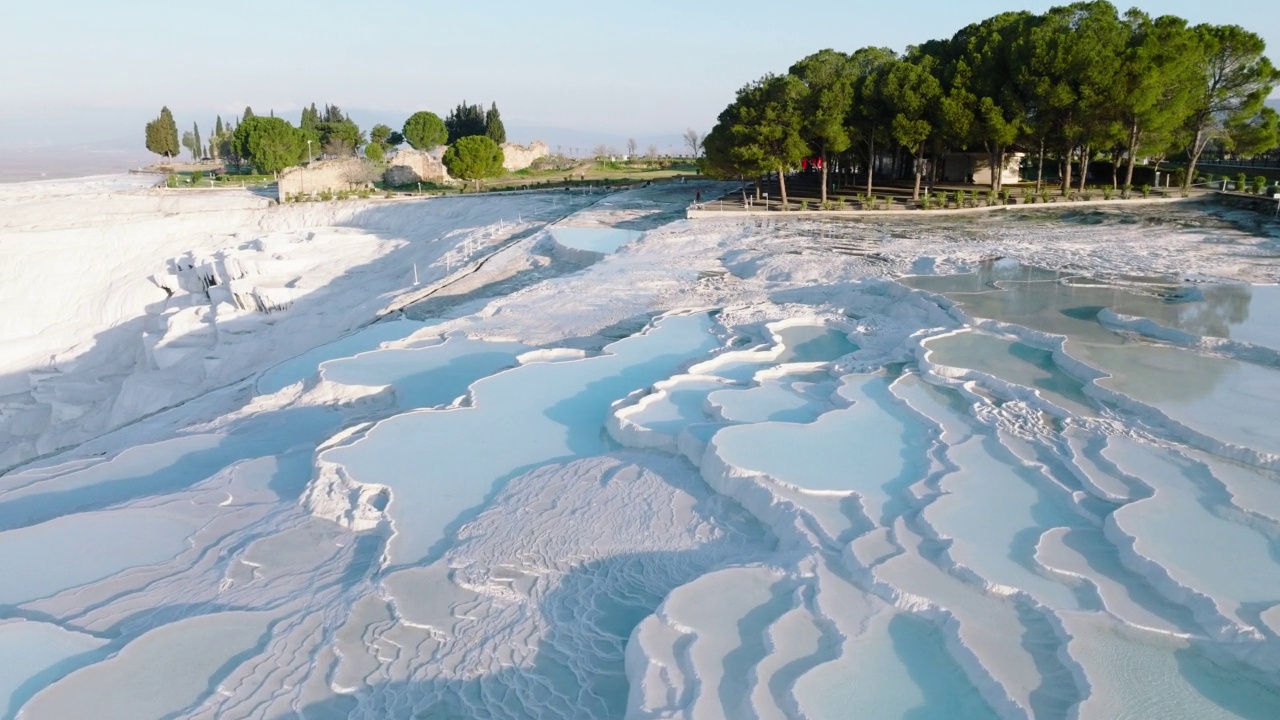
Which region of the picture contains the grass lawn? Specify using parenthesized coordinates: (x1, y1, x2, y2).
(166, 170, 274, 188)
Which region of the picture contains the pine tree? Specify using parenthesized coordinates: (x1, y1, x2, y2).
(403, 111, 448, 151)
(485, 102, 507, 144)
(233, 116, 306, 174)
(442, 135, 506, 190)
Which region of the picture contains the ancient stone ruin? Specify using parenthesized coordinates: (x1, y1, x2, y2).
(500, 141, 549, 172)
(277, 158, 379, 200)
(384, 148, 451, 187)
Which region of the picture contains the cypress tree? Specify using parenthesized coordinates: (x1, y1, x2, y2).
(193, 122, 202, 160)
(145, 106, 180, 158)
(445, 101, 487, 143)
(485, 102, 507, 144)
(144, 119, 158, 156)
(244, 106, 254, 121)
(215, 115, 224, 137)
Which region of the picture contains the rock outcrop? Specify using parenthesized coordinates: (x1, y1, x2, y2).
(500, 141, 549, 172)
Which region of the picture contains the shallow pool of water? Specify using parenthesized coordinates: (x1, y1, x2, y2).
(775, 324, 858, 363)
(549, 226, 644, 254)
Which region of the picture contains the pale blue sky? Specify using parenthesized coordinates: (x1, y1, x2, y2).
(1, 0, 1277, 151)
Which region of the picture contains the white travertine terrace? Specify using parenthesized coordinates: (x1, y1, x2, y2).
(2, 175, 1280, 718)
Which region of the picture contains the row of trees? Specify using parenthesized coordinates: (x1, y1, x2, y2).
(144, 103, 509, 183)
(701, 1, 1280, 206)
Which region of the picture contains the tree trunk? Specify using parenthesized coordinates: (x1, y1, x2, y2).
(913, 145, 924, 200)
(1124, 121, 1139, 194)
(820, 153, 829, 205)
(865, 137, 875, 197)
(1078, 145, 1090, 193)
(778, 166, 789, 210)
(1036, 139, 1045, 193)
(989, 146, 1002, 191)
(1184, 127, 1207, 190)
(1111, 151, 1118, 190)
(1062, 143, 1073, 194)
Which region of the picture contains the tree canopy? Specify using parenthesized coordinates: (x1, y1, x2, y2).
(445, 102, 487, 144)
(442, 135, 505, 189)
(484, 103, 507, 145)
(144, 106, 180, 158)
(403, 111, 448, 151)
(790, 49, 855, 202)
(370, 123, 393, 149)
(232, 116, 306, 174)
(445, 101, 507, 144)
(719, 74, 809, 207)
(704, 0, 1279, 197)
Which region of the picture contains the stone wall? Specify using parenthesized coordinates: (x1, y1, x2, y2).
(385, 148, 451, 187)
(500, 141, 549, 172)
(278, 158, 378, 200)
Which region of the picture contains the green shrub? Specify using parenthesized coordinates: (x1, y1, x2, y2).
(1102, 185, 1114, 200)
(318, 189, 333, 201)
(955, 189, 967, 207)
(1140, 184, 1151, 198)
(1253, 176, 1268, 194)
(1173, 168, 1187, 187)
(1236, 173, 1247, 191)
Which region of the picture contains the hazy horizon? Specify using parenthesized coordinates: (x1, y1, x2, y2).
(2, 0, 1278, 179)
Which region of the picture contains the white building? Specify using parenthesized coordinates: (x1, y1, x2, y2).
(938, 151, 1025, 185)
